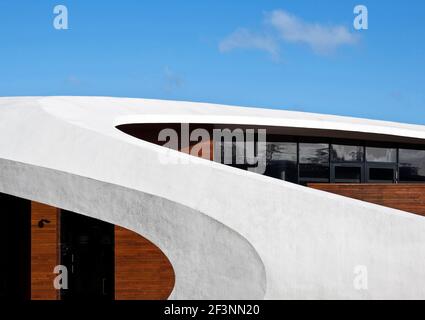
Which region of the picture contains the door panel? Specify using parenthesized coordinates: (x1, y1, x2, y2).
(60, 210, 114, 300)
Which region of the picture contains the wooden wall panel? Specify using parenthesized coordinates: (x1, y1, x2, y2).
(309, 184, 425, 217)
(30, 199, 176, 300)
(115, 226, 175, 300)
(31, 202, 59, 300)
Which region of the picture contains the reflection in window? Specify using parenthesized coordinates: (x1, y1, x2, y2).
(399, 149, 425, 182)
(264, 142, 298, 183)
(266, 143, 297, 162)
(366, 147, 397, 163)
(299, 143, 329, 181)
(331, 145, 364, 162)
(299, 143, 329, 164)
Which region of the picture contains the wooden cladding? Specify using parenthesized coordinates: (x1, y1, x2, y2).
(30, 202, 59, 300)
(115, 226, 175, 300)
(29, 202, 175, 300)
(309, 183, 425, 217)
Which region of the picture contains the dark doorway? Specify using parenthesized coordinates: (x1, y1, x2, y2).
(60, 210, 114, 300)
(0, 193, 31, 300)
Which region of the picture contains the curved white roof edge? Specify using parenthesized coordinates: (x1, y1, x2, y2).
(2, 96, 425, 300)
(34, 96, 425, 141)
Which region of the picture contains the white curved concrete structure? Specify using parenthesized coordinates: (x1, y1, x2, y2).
(1, 96, 425, 299)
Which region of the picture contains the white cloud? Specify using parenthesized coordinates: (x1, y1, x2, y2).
(268, 10, 358, 55)
(219, 28, 279, 58)
(219, 10, 359, 57)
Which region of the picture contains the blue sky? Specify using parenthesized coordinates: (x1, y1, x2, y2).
(0, 1, 424, 124)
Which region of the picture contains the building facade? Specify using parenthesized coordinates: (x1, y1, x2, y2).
(1, 96, 425, 300)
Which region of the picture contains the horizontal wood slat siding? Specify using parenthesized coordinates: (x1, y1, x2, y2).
(309, 184, 425, 217)
(31, 202, 59, 300)
(115, 226, 175, 300)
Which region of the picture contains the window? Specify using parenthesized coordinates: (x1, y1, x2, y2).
(366, 147, 396, 163)
(334, 166, 362, 183)
(266, 142, 297, 162)
(299, 143, 329, 164)
(299, 143, 329, 181)
(399, 149, 425, 182)
(331, 144, 364, 162)
(368, 167, 395, 182)
(264, 142, 298, 183)
(217, 135, 425, 185)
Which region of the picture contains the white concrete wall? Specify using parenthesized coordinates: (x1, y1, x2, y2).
(1, 97, 425, 299)
(0, 159, 265, 299)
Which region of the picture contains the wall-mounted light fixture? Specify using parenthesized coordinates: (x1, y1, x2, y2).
(38, 219, 51, 228)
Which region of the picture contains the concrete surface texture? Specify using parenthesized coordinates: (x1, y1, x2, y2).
(0, 96, 425, 299)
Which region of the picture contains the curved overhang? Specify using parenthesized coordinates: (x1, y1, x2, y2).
(36, 96, 425, 144)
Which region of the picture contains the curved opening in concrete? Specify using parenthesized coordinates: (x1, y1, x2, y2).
(115, 123, 425, 218)
(116, 122, 425, 146)
(0, 193, 175, 300)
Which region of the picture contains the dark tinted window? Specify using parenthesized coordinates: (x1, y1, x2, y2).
(266, 142, 297, 162)
(331, 145, 364, 162)
(369, 168, 395, 182)
(299, 164, 329, 180)
(265, 163, 298, 183)
(299, 143, 329, 164)
(265, 142, 298, 183)
(335, 166, 362, 182)
(299, 143, 329, 181)
(399, 149, 425, 182)
(366, 147, 396, 163)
